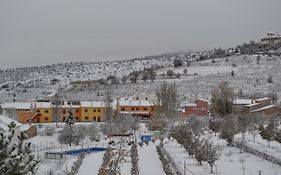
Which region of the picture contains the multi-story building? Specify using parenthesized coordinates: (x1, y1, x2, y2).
(81, 101, 106, 122)
(115, 98, 155, 118)
(260, 32, 281, 45)
(181, 99, 208, 117)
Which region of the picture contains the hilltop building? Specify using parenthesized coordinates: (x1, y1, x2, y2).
(260, 32, 281, 44)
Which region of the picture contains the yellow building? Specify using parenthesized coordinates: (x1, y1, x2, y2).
(116, 98, 155, 118)
(51, 101, 82, 122)
(33, 102, 53, 123)
(81, 101, 107, 122)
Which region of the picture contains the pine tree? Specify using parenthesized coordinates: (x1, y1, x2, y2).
(0, 122, 40, 175)
(65, 109, 76, 146)
(259, 118, 277, 147)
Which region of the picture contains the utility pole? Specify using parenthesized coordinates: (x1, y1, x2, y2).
(183, 160, 186, 175)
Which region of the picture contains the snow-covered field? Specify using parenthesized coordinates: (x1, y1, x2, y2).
(1, 54, 280, 104)
(22, 122, 281, 175)
(164, 135, 281, 175)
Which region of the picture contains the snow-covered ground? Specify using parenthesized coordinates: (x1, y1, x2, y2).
(236, 132, 281, 161)
(164, 135, 281, 175)
(138, 142, 166, 175)
(78, 152, 104, 175)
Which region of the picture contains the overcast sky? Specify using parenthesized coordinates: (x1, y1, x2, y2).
(0, 0, 281, 69)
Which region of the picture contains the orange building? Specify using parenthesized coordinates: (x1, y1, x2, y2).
(116, 98, 155, 118)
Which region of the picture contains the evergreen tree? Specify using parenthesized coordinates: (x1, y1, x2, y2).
(259, 118, 277, 147)
(65, 109, 76, 146)
(0, 122, 40, 175)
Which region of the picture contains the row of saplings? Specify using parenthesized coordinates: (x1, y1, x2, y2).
(98, 143, 140, 175)
(209, 114, 281, 147)
(170, 124, 221, 174)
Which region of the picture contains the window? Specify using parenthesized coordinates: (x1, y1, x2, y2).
(144, 107, 148, 111)
(85, 116, 89, 120)
(97, 109, 101, 113)
(121, 108, 125, 111)
(44, 117, 48, 121)
(97, 117, 101, 122)
(93, 109, 96, 112)
(93, 117, 96, 121)
(45, 110, 49, 114)
(85, 109, 88, 112)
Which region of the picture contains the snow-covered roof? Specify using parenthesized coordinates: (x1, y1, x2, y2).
(119, 111, 150, 115)
(33, 102, 52, 108)
(1, 102, 32, 110)
(197, 99, 209, 103)
(81, 101, 106, 108)
(245, 103, 260, 107)
(255, 98, 271, 102)
(118, 99, 152, 107)
(251, 105, 275, 113)
(233, 99, 253, 105)
(185, 103, 197, 107)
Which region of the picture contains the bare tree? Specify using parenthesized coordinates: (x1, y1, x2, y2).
(51, 92, 60, 128)
(211, 81, 234, 115)
(204, 141, 221, 174)
(155, 82, 179, 121)
(104, 86, 114, 139)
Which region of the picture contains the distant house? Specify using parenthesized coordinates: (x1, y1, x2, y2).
(115, 98, 155, 118)
(233, 99, 255, 113)
(260, 32, 281, 45)
(181, 99, 208, 117)
(233, 97, 280, 116)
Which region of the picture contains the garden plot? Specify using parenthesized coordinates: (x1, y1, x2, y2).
(235, 132, 281, 160)
(164, 137, 281, 175)
(36, 155, 77, 175)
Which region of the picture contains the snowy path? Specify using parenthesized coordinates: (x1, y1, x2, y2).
(78, 152, 104, 175)
(138, 142, 165, 175)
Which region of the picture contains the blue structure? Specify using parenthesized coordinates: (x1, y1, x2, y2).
(141, 134, 152, 143)
(63, 147, 107, 156)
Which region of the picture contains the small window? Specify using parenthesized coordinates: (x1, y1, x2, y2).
(85, 116, 89, 120)
(85, 109, 88, 112)
(44, 117, 48, 121)
(45, 110, 49, 114)
(121, 108, 125, 111)
(98, 109, 101, 113)
(93, 109, 96, 112)
(97, 117, 101, 122)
